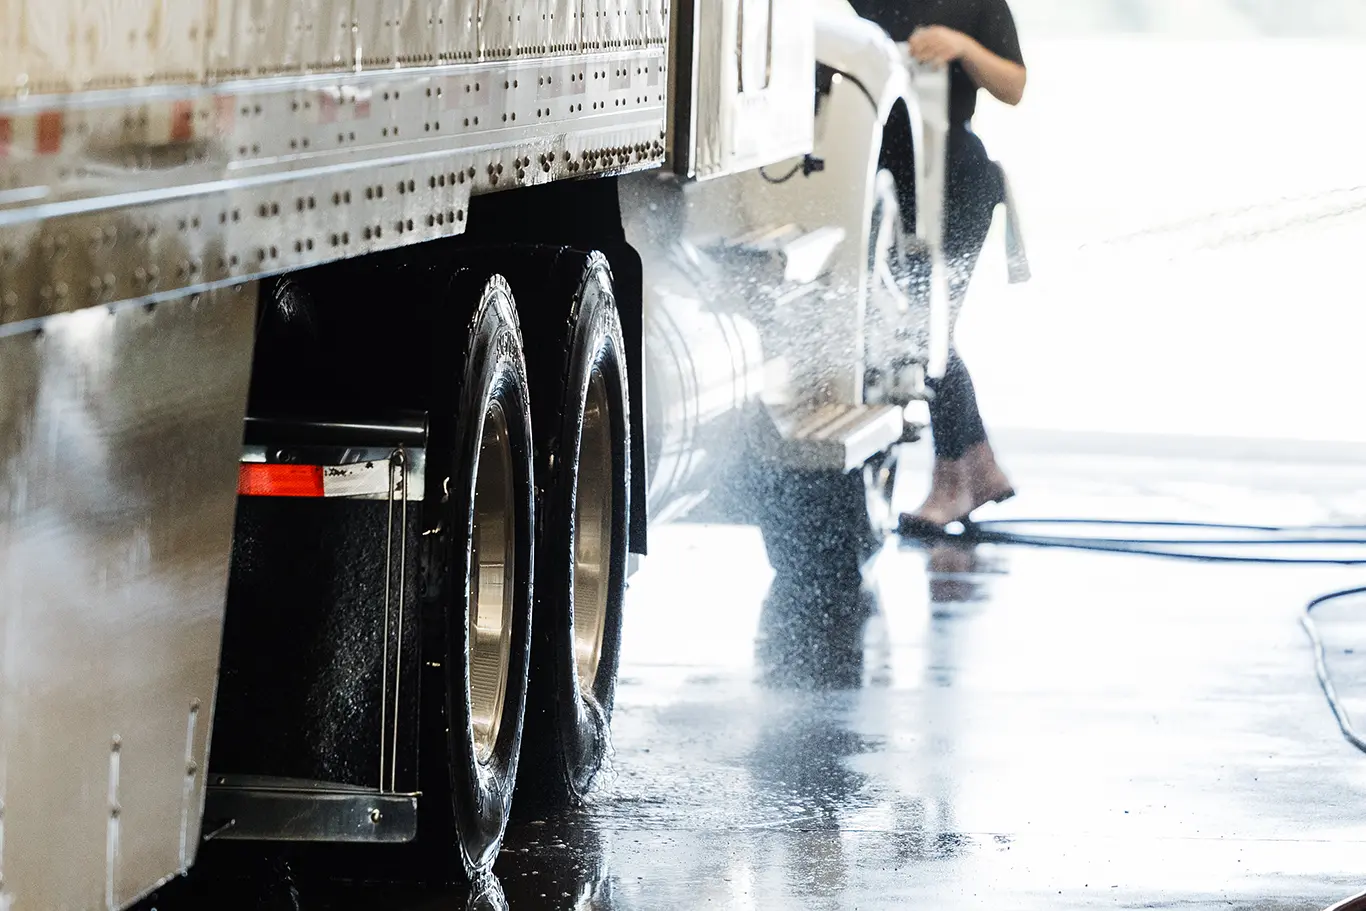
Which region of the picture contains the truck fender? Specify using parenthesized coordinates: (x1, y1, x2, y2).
(816, 8, 928, 251)
(804, 7, 941, 397)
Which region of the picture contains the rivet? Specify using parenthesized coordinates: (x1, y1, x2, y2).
(369, 808, 382, 824)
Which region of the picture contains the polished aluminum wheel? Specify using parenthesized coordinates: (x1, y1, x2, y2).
(469, 402, 517, 765)
(572, 369, 614, 695)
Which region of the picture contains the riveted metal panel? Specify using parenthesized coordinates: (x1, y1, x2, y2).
(547, 0, 582, 53)
(148, 1, 214, 85)
(646, 0, 668, 47)
(10, 0, 77, 93)
(15, 0, 215, 90)
(1, 0, 688, 96)
(519, 0, 557, 56)
(439, 0, 481, 62)
(305, 0, 359, 72)
(0, 3, 671, 325)
(622, 0, 649, 47)
(356, 0, 444, 70)
(479, 0, 519, 60)
(204, 0, 350, 78)
(1, 1, 677, 92)
(396, 0, 446, 67)
(207, 0, 303, 78)
(582, 0, 612, 51)
(0, 284, 256, 911)
(0, 49, 668, 321)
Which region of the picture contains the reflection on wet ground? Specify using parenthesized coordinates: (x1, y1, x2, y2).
(140, 453, 1366, 910)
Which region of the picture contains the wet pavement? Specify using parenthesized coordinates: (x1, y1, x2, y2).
(141, 443, 1366, 910)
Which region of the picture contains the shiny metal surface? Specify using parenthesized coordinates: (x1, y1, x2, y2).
(2, 1, 667, 97)
(0, 286, 256, 911)
(0, 46, 667, 323)
(380, 446, 411, 793)
(638, 276, 767, 521)
(0, 1, 674, 322)
(573, 369, 613, 692)
(469, 403, 516, 766)
(672, 0, 816, 179)
(203, 776, 419, 844)
(765, 402, 905, 472)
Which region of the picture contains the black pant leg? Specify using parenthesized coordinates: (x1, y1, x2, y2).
(927, 133, 1004, 460)
(928, 348, 987, 459)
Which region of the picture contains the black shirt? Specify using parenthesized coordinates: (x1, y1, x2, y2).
(849, 0, 1024, 129)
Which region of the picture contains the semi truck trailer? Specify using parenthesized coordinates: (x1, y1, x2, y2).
(0, 1, 955, 907)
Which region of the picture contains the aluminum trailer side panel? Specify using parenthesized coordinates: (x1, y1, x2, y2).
(0, 1, 672, 319)
(0, 284, 257, 911)
(0, 1, 669, 96)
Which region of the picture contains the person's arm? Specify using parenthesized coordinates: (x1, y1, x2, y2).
(908, 26, 1028, 106)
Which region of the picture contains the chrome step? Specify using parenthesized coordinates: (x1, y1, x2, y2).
(709, 223, 847, 285)
(763, 403, 907, 473)
(204, 775, 419, 844)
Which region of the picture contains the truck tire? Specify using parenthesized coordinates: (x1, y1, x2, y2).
(512, 250, 630, 810)
(423, 271, 537, 878)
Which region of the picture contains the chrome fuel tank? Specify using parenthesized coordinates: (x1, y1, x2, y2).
(623, 174, 769, 522)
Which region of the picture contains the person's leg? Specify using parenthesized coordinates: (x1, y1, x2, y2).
(914, 347, 1012, 525)
(909, 145, 1015, 527)
(929, 348, 986, 461)
(912, 348, 986, 525)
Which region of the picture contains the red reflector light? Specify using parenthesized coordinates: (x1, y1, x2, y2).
(238, 463, 326, 498)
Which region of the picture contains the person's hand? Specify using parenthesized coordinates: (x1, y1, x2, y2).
(908, 26, 977, 66)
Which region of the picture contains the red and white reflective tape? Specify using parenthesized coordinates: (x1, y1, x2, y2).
(0, 111, 64, 159)
(0, 99, 222, 161)
(239, 458, 422, 500)
(36, 111, 61, 154)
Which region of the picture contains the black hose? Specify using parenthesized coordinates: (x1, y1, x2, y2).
(963, 518, 1366, 566)
(901, 518, 1366, 753)
(759, 162, 803, 184)
(1323, 889, 1366, 911)
(1304, 587, 1366, 753)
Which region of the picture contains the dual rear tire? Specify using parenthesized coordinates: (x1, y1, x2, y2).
(425, 251, 630, 879)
